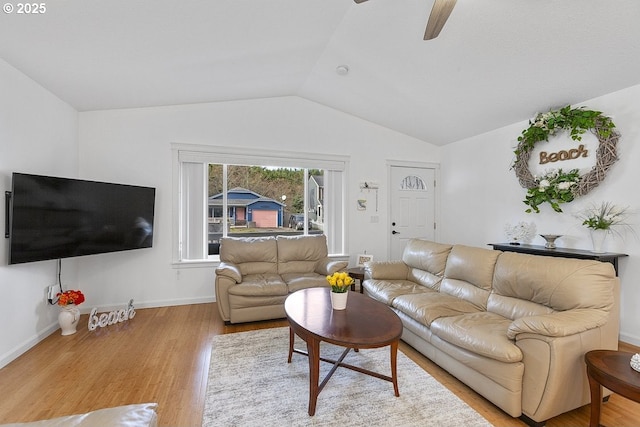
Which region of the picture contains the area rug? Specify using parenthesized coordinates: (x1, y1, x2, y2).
(202, 327, 493, 426)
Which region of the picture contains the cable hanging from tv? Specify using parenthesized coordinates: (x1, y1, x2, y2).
(47, 259, 64, 305)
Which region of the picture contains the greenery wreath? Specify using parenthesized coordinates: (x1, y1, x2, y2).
(512, 105, 620, 213)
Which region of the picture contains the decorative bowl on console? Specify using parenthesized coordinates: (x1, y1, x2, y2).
(540, 234, 562, 249)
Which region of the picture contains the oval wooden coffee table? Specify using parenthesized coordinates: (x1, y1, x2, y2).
(285, 287, 403, 416)
(585, 350, 640, 427)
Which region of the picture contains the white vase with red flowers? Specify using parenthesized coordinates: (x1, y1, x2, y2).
(57, 290, 85, 336)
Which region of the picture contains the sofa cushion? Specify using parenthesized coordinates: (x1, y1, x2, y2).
(281, 272, 330, 292)
(430, 312, 522, 363)
(277, 234, 328, 274)
(486, 293, 554, 321)
(219, 236, 278, 275)
(226, 274, 288, 296)
(364, 279, 433, 305)
(428, 334, 525, 395)
(439, 245, 500, 310)
(365, 260, 409, 280)
(402, 239, 453, 278)
(407, 268, 445, 291)
(392, 291, 483, 327)
(490, 252, 615, 314)
(228, 294, 288, 311)
(443, 244, 500, 291)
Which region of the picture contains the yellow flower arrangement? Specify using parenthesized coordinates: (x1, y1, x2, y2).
(326, 271, 353, 293)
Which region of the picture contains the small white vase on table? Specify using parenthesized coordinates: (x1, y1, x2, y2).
(589, 229, 609, 254)
(326, 272, 354, 310)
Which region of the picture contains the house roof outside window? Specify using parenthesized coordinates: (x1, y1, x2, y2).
(208, 187, 285, 208)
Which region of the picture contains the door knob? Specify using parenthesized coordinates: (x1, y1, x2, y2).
(392, 230, 400, 235)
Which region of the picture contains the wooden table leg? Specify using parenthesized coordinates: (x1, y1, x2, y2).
(306, 337, 321, 416)
(587, 369, 602, 427)
(287, 327, 294, 363)
(390, 339, 400, 397)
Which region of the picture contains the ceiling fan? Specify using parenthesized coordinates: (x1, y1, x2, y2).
(354, 0, 457, 40)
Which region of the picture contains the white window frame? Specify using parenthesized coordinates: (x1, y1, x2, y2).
(171, 143, 349, 265)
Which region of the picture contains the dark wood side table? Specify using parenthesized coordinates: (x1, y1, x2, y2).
(347, 266, 365, 293)
(489, 243, 628, 276)
(584, 350, 640, 427)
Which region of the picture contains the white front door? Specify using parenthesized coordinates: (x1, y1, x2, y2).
(389, 165, 437, 260)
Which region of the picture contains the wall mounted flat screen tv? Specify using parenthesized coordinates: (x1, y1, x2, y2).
(7, 173, 156, 264)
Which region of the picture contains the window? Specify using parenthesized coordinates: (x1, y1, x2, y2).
(172, 144, 348, 263)
(207, 165, 324, 254)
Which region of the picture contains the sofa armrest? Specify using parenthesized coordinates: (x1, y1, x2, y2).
(515, 324, 616, 422)
(507, 308, 611, 339)
(215, 262, 242, 283)
(314, 258, 348, 275)
(365, 261, 409, 280)
(0, 403, 158, 427)
(214, 262, 243, 322)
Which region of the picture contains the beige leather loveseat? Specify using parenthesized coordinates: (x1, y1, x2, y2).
(363, 239, 619, 427)
(0, 403, 158, 427)
(215, 234, 348, 323)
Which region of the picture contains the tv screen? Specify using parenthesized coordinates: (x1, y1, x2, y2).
(8, 173, 156, 264)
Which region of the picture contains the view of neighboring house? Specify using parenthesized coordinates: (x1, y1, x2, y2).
(208, 187, 285, 229)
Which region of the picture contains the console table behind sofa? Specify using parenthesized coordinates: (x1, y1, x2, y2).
(489, 243, 628, 276)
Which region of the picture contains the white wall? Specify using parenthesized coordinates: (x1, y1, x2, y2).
(76, 97, 440, 313)
(0, 59, 79, 367)
(440, 84, 640, 346)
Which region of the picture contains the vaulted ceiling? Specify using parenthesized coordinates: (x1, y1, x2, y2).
(1, 0, 639, 145)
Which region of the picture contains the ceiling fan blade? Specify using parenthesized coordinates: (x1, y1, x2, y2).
(424, 0, 457, 40)
(354, 0, 369, 3)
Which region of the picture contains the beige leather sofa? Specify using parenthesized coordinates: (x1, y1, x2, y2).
(363, 239, 619, 427)
(215, 234, 348, 323)
(0, 403, 157, 427)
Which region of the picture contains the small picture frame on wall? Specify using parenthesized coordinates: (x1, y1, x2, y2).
(357, 254, 373, 267)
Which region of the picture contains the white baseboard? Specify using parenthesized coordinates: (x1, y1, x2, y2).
(620, 331, 640, 348)
(0, 322, 59, 369)
(83, 295, 215, 314)
(0, 296, 216, 369)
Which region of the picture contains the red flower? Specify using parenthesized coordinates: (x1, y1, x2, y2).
(57, 290, 85, 306)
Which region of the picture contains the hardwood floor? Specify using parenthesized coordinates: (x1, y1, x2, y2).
(0, 303, 638, 426)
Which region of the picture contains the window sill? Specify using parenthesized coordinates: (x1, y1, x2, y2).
(172, 254, 348, 269)
(171, 259, 220, 269)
